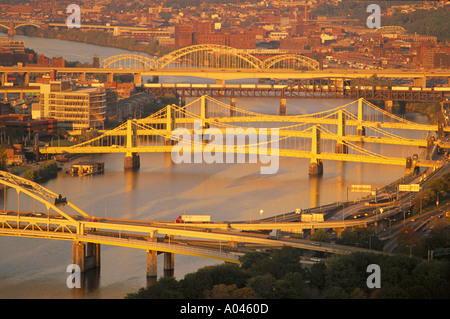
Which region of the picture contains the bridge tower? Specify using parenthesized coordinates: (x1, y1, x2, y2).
(165, 104, 175, 145)
(356, 98, 366, 136)
(336, 110, 348, 154)
(279, 90, 286, 115)
(200, 95, 209, 129)
(413, 77, 426, 88)
(7, 22, 14, 38)
(309, 125, 323, 176)
(124, 119, 140, 169)
(279, 98, 287, 116)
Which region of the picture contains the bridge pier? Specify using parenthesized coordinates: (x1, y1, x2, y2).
(384, 100, 394, 113)
(146, 249, 158, 278)
(107, 73, 114, 83)
(24, 73, 30, 86)
(333, 228, 344, 238)
(309, 159, 323, 176)
(356, 98, 365, 136)
(134, 73, 142, 87)
(72, 241, 101, 272)
(230, 97, 236, 117)
(7, 28, 14, 39)
(405, 155, 420, 175)
(124, 153, 140, 169)
(309, 126, 323, 176)
(279, 98, 286, 116)
(414, 77, 427, 88)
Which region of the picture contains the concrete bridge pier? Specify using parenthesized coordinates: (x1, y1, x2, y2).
(356, 126, 366, 136)
(7, 28, 14, 39)
(279, 98, 286, 115)
(24, 72, 30, 86)
(1, 72, 8, 86)
(134, 73, 142, 86)
(414, 77, 427, 88)
(333, 228, 344, 238)
(72, 241, 101, 272)
(124, 153, 140, 169)
(146, 249, 158, 278)
(404, 155, 420, 175)
(164, 252, 174, 277)
(309, 159, 323, 176)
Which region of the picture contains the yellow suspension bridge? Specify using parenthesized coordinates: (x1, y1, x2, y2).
(40, 96, 444, 174)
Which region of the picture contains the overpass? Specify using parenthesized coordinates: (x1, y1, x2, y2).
(1, 44, 450, 86)
(0, 171, 386, 278)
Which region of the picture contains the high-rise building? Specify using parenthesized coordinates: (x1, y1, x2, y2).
(193, 21, 214, 34)
(37, 81, 106, 131)
(175, 25, 193, 47)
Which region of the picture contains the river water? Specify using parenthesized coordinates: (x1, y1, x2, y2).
(0, 34, 431, 298)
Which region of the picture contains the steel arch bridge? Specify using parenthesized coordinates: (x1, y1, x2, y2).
(264, 54, 320, 70)
(0, 22, 41, 31)
(99, 45, 320, 71)
(100, 54, 157, 69)
(374, 26, 406, 33)
(157, 44, 265, 70)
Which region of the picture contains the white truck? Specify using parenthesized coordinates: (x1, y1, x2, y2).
(174, 215, 211, 223)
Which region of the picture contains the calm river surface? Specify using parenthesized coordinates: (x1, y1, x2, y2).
(0, 34, 431, 298)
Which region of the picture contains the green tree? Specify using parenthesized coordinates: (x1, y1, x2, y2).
(247, 274, 276, 299)
(125, 277, 183, 299)
(311, 228, 330, 243)
(336, 228, 384, 250)
(309, 262, 327, 291)
(0, 146, 7, 171)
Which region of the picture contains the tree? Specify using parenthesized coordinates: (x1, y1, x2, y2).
(125, 277, 183, 299)
(336, 228, 384, 250)
(311, 229, 330, 243)
(247, 274, 276, 299)
(309, 262, 327, 291)
(0, 146, 7, 171)
(395, 227, 419, 256)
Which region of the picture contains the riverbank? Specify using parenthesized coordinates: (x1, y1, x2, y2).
(17, 27, 173, 60)
(406, 102, 442, 125)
